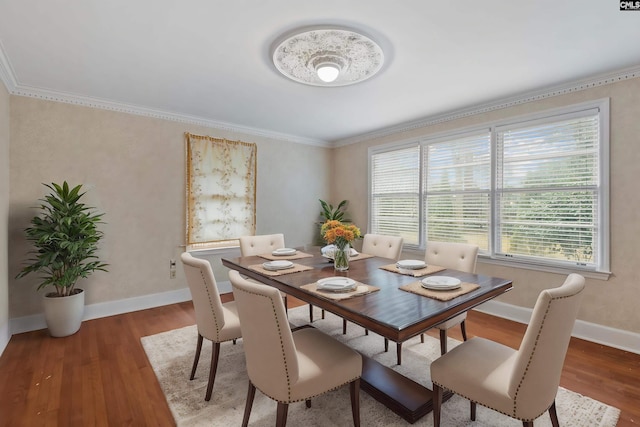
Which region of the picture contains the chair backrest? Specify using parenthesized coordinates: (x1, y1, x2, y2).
(229, 270, 298, 401)
(362, 234, 404, 261)
(508, 273, 585, 419)
(239, 233, 285, 256)
(424, 241, 479, 273)
(180, 252, 226, 341)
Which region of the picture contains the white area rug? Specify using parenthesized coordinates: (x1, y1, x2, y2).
(141, 306, 620, 426)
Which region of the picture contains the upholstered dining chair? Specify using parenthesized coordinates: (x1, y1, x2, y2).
(430, 273, 585, 427)
(424, 241, 479, 354)
(347, 234, 404, 335)
(180, 252, 242, 401)
(239, 233, 286, 257)
(383, 241, 478, 364)
(229, 270, 362, 427)
(239, 233, 289, 312)
(362, 233, 405, 260)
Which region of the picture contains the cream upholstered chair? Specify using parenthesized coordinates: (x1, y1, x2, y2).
(383, 241, 478, 364)
(348, 233, 404, 335)
(239, 233, 286, 256)
(425, 241, 479, 354)
(239, 233, 288, 311)
(181, 252, 242, 401)
(362, 233, 404, 260)
(229, 270, 362, 427)
(431, 273, 585, 427)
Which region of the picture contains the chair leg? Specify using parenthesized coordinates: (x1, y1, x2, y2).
(343, 319, 348, 335)
(241, 382, 256, 427)
(549, 400, 559, 427)
(384, 338, 389, 352)
(522, 422, 534, 427)
(350, 378, 361, 427)
(460, 319, 468, 341)
(365, 329, 368, 336)
(432, 383, 442, 427)
(420, 333, 425, 343)
(396, 342, 403, 365)
(276, 402, 289, 427)
(309, 306, 326, 322)
(283, 295, 288, 311)
(204, 342, 220, 401)
(190, 333, 204, 380)
(439, 329, 448, 355)
(471, 401, 476, 420)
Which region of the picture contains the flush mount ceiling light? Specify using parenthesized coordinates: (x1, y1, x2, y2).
(272, 27, 384, 87)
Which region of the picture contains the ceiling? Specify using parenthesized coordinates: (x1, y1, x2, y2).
(1, 1, 639, 146)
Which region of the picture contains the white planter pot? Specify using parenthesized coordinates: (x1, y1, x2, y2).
(42, 289, 85, 337)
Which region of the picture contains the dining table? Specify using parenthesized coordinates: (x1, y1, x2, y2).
(222, 246, 512, 424)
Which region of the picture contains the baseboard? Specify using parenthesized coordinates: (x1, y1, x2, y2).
(6, 285, 638, 356)
(8, 287, 195, 335)
(475, 300, 640, 355)
(0, 321, 10, 357)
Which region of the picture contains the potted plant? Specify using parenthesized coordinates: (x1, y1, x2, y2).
(16, 182, 108, 337)
(319, 199, 349, 222)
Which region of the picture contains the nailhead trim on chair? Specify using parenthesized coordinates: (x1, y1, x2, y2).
(512, 289, 582, 419)
(198, 269, 223, 342)
(432, 380, 544, 422)
(237, 286, 294, 402)
(434, 288, 582, 422)
(238, 284, 361, 405)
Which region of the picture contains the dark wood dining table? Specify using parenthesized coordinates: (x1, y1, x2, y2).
(222, 247, 512, 423)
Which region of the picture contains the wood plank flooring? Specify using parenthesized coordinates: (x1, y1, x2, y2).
(0, 296, 637, 426)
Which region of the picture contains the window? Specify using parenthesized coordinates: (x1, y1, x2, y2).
(424, 131, 491, 250)
(185, 133, 257, 249)
(370, 145, 421, 245)
(369, 100, 609, 273)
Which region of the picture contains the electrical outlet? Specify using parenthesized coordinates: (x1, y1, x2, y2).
(169, 259, 176, 279)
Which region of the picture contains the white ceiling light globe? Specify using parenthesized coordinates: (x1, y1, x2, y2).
(316, 64, 340, 83)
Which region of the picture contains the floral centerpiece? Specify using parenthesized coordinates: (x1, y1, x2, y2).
(321, 220, 361, 271)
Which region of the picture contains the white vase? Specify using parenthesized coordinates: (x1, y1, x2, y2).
(42, 289, 85, 337)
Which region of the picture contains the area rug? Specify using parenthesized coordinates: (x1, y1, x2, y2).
(141, 306, 620, 426)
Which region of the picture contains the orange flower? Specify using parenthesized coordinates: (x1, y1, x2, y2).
(321, 220, 361, 247)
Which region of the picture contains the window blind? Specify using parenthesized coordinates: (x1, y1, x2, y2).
(370, 146, 421, 245)
(495, 112, 600, 265)
(185, 133, 257, 248)
(424, 132, 491, 250)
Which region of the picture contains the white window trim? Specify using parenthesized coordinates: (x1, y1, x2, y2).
(368, 98, 610, 278)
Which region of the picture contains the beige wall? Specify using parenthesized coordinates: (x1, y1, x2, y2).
(0, 82, 9, 334)
(8, 97, 331, 318)
(334, 77, 640, 334)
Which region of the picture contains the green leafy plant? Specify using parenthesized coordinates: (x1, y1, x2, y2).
(16, 182, 108, 297)
(319, 199, 349, 222)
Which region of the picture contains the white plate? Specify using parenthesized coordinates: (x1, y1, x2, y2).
(262, 260, 294, 271)
(272, 248, 297, 256)
(317, 277, 357, 292)
(421, 276, 462, 291)
(396, 259, 427, 270)
(322, 248, 359, 260)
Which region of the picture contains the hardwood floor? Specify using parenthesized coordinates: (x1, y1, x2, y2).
(0, 296, 637, 426)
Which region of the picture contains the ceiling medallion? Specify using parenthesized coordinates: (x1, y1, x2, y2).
(272, 27, 384, 87)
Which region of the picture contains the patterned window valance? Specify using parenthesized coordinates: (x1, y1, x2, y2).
(185, 132, 257, 248)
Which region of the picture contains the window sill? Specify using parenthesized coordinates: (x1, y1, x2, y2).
(478, 256, 611, 281)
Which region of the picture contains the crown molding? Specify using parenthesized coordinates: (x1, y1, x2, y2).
(333, 64, 640, 147)
(14, 85, 331, 147)
(0, 45, 329, 148)
(2, 34, 639, 150)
